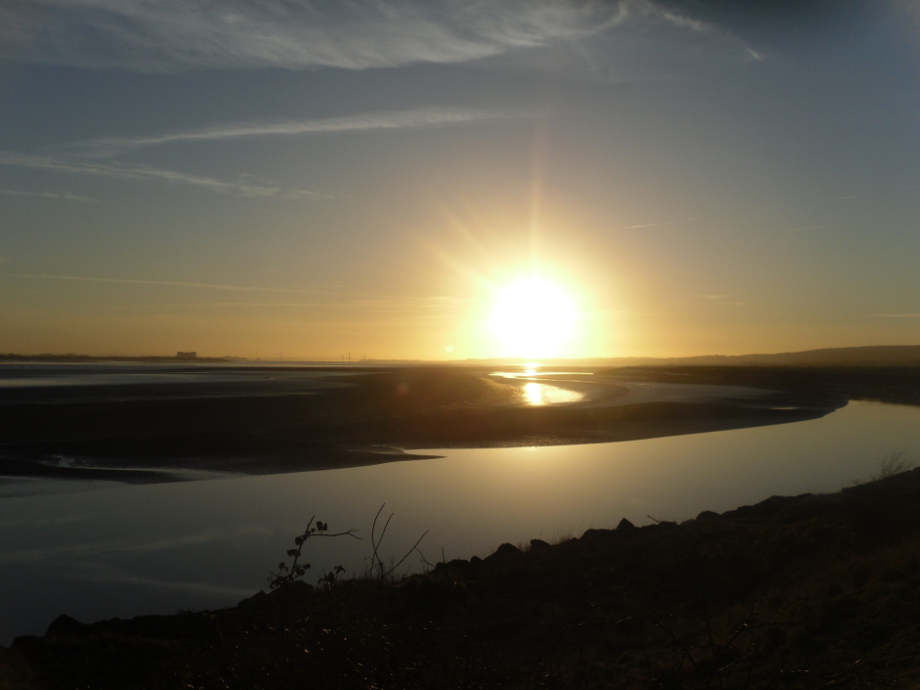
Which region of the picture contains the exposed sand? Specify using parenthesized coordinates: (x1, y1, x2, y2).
(0, 365, 845, 486)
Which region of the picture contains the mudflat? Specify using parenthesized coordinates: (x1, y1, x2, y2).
(0, 364, 856, 483)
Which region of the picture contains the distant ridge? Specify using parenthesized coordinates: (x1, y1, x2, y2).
(605, 345, 920, 368)
(467, 345, 920, 368)
(2, 345, 920, 367)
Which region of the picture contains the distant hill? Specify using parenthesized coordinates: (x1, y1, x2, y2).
(4, 345, 920, 368)
(600, 345, 920, 368)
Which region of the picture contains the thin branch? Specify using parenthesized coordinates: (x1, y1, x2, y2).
(384, 529, 429, 579)
(415, 546, 435, 570)
(370, 503, 387, 577)
(373, 512, 395, 578)
(313, 529, 361, 540)
(371, 504, 386, 544)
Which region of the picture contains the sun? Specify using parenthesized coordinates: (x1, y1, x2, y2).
(489, 275, 579, 358)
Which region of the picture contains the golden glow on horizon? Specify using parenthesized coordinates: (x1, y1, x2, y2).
(488, 275, 579, 359)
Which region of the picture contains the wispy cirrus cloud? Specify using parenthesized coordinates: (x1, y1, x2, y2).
(701, 293, 745, 307)
(6, 272, 318, 294)
(212, 294, 467, 313)
(646, 0, 845, 58)
(0, 188, 96, 203)
(1, 0, 628, 72)
(2, 107, 516, 194)
(642, 3, 765, 61)
(622, 216, 698, 231)
(0, 151, 322, 199)
(623, 221, 666, 230)
(72, 107, 528, 158)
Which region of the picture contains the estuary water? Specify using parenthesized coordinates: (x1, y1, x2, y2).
(1, 399, 919, 642)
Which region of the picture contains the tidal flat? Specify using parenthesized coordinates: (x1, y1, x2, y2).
(0, 363, 857, 484)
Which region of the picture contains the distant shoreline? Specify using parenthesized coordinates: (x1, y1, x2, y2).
(3, 342, 920, 367)
(0, 354, 235, 364)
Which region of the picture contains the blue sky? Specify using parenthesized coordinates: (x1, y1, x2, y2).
(1, 1, 919, 359)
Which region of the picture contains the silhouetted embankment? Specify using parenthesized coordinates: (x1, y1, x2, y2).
(5, 468, 920, 688)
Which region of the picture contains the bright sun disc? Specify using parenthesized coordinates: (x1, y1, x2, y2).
(489, 276, 578, 358)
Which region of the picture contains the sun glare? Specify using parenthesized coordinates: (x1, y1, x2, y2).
(489, 276, 579, 358)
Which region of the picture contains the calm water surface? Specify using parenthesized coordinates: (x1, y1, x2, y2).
(1, 400, 919, 642)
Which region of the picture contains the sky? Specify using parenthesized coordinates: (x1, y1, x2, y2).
(1, 0, 920, 360)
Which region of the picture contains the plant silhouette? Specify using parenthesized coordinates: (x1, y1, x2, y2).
(268, 515, 359, 590)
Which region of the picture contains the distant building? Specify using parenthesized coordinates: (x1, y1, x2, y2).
(176, 351, 197, 360)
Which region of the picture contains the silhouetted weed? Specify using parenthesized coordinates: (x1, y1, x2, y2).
(268, 515, 359, 590)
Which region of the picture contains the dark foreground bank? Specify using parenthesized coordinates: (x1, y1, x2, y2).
(5, 468, 920, 689)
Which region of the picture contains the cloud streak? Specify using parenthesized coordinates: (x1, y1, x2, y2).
(701, 293, 745, 307)
(6, 272, 318, 294)
(1, 0, 628, 72)
(0, 151, 321, 199)
(0, 188, 96, 203)
(622, 216, 698, 231)
(73, 107, 528, 157)
(646, 0, 850, 58)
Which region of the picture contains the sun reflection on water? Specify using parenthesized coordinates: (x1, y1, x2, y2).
(489, 363, 585, 406)
(524, 382, 543, 405)
(522, 381, 582, 406)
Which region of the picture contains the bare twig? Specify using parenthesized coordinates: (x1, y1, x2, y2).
(383, 529, 429, 579)
(414, 546, 436, 570)
(367, 503, 431, 581)
(371, 503, 397, 578)
(313, 530, 361, 540)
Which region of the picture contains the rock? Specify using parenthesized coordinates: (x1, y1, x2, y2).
(434, 558, 470, 572)
(46, 614, 83, 637)
(486, 543, 520, 561)
(696, 510, 720, 520)
(238, 590, 268, 609)
(529, 539, 550, 551)
(616, 518, 635, 530)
